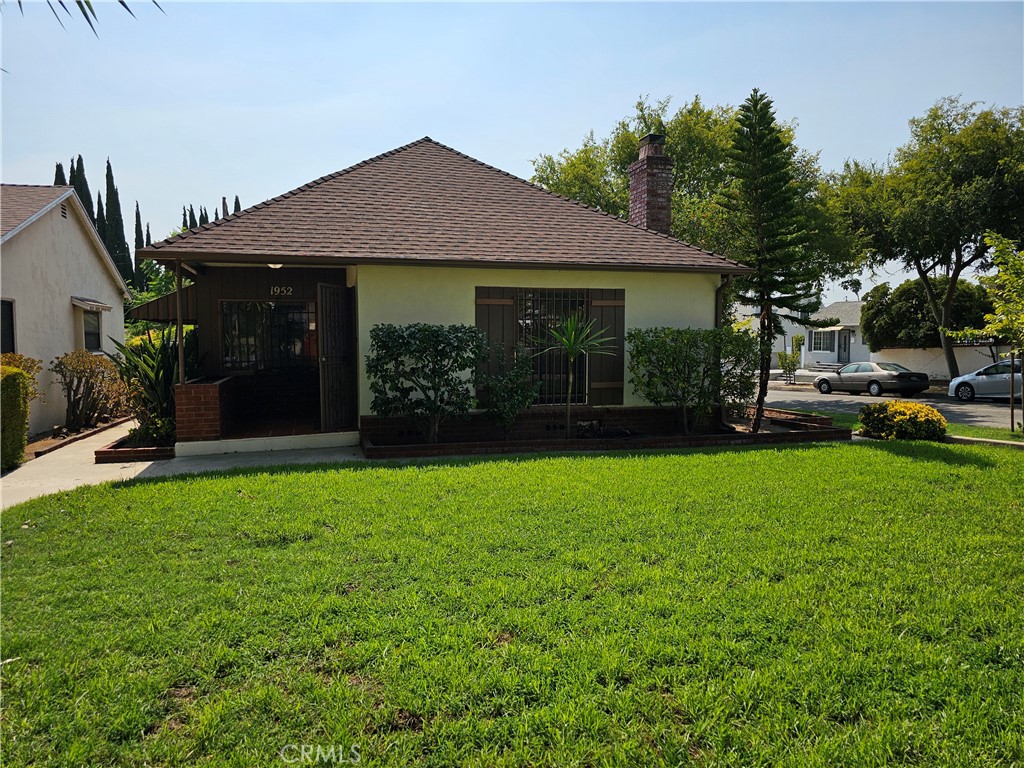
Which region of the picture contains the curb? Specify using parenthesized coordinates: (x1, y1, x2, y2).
(28, 417, 133, 459)
(943, 434, 1024, 450)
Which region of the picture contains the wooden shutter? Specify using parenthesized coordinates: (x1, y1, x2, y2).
(475, 287, 517, 404)
(587, 289, 625, 405)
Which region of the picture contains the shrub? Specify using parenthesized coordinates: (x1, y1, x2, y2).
(0, 353, 44, 403)
(366, 323, 488, 443)
(109, 327, 184, 445)
(627, 326, 759, 434)
(483, 346, 541, 438)
(859, 401, 947, 441)
(1, 366, 31, 471)
(50, 350, 128, 432)
(776, 334, 803, 384)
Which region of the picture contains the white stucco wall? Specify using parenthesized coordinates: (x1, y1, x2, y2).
(870, 346, 1009, 381)
(355, 264, 720, 415)
(1, 202, 127, 435)
(734, 305, 805, 358)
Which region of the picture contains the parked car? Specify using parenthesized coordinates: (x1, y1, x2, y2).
(948, 359, 1023, 401)
(814, 362, 930, 396)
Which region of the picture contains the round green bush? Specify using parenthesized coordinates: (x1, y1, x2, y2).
(859, 400, 947, 441)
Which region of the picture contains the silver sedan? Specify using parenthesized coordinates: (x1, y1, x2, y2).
(948, 359, 1023, 401)
(814, 362, 930, 397)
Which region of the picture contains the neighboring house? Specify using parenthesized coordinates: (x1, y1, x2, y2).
(803, 301, 869, 368)
(1, 185, 129, 436)
(734, 305, 807, 360)
(133, 135, 749, 454)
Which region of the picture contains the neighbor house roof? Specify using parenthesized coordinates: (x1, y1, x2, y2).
(0, 184, 130, 295)
(1, 184, 75, 240)
(142, 137, 748, 274)
(812, 300, 864, 328)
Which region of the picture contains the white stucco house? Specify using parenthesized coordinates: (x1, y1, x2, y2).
(1, 185, 129, 436)
(802, 300, 870, 368)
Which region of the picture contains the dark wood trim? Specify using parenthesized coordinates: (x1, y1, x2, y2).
(590, 381, 624, 389)
(475, 298, 515, 306)
(591, 299, 625, 307)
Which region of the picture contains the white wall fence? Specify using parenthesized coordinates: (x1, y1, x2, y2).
(870, 346, 1010, 382)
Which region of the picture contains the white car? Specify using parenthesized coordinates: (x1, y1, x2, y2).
(948, 359, 1023, 401)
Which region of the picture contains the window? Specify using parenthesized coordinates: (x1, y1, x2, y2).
(811, 330, 835, 352)
(475, 287, 625, 407)
(221, 300, 316, 371)
(1, 300, 14, 354)
(838, 364, 859, 375)
(83, 311, 101, 351)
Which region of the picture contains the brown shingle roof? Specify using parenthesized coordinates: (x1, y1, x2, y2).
(144, 138, 746, 274)
(1, 185, 73, 239)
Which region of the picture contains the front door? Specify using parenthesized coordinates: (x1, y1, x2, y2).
(317, 283, 355, 431)
(838, 330, 851, 364)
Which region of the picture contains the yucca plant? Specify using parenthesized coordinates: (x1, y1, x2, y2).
(542, 313, 617, 439)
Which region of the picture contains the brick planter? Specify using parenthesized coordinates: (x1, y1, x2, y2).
(176, 377, 230, 442)
(95, 437, 175, 463)
(360, 406, 851, 460)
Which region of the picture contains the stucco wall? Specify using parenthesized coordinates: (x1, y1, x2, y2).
(355, 264, 720, 415)
(870, 346, 1009, 381)
(1, 203, 126, 435)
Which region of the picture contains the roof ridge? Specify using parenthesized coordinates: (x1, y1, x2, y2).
(147, 137, 436, 249)
(421, 139, 744, 270)
(1, 183, 72, 190)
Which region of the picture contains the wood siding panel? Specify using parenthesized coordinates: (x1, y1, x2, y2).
(588, 289, 625, 405)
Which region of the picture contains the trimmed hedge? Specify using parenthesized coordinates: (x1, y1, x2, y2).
(859, 400, 947, 441)
(1, 366, 31, 471)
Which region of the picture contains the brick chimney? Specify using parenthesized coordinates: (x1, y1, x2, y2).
(628, 134, 673, 234)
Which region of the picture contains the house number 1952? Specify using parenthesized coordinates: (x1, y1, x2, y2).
(271, 286, 294, 296)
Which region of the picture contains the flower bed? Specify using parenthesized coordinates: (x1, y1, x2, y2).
(361, 406, 850, 459)
(95, 436, 175, 463)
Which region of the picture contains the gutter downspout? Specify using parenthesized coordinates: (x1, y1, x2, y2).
(176, 260, 185, 385)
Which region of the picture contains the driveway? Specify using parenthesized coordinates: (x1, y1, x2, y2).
(765, 385, 1017, 429)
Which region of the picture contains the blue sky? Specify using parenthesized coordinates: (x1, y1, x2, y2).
(3, 2, 1022, 299)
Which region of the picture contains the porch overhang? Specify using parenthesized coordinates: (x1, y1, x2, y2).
(127, 284, 198, 323)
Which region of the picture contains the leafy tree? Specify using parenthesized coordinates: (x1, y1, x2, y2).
(833, 97, 1024, 378)
(861, 277, 990, 351)
(72, 155, 95, 223)
(482, 346, 541, 438)
(187, 205, 197, 229)
(233, 195, 241, 214)
(366, 323, 488, 443)
(542, 313, 616, 439)
(53, 162, 67, 186)
(723, 89, 825, 433)
(628, 326, 758, 434)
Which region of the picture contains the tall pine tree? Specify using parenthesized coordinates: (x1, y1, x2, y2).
(182, 207, 188, 230)
(73, 156, 95, 223)
(198, 206, 208, 226)
(145, 224, 152, 247)
(222, 196, 229, 218)
(54, 162, 67, 186)
(103, 159, 134, 284)
(233, 195, 241, 214)
(188, 205, 198, 229)
(134, 202, 144, 251)
(95, 193, 108, 246)
(722, 89, 822, 433)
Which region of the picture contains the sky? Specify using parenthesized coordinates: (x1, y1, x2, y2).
(2, 1, 1023, 302)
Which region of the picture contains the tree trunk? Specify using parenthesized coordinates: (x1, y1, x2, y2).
(915, 254, 963, 380)
(750, 302, 772, 434)
(565, 362, 574, 439)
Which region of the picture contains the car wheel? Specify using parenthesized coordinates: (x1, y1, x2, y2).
(868, 381, 884, 397)
(954, 383, 975, 402)
(817, 380, 832, 395)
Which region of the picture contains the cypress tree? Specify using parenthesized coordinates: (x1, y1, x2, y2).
(145, 224, 152, 247)
(222, 196, 229, 218)
(68, 158, 77, 187)
(198, 206, 208, 226)
(182, 207, 188, 230)
(96, 193, 108, 246)
(233, 195, 241, 214)
(73, 156, 95, 223)
(188, 205, 198, 229)
(104, 159, 134, 284)
(134, 202, 144, 251)
(722, 89, 820, 433)
(54, 162, 67, 186)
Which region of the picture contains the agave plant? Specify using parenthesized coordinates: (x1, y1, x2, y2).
(108, 328, 181, 430)
(542, 313, 617, 438)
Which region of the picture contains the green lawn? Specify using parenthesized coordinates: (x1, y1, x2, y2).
(2, 443, 1023, 766)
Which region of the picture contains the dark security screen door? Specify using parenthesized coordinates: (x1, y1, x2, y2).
(838, 330, 851, 364)
(317, 283, 352, 431)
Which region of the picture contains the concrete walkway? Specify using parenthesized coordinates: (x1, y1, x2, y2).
(1, 423, 366, 510)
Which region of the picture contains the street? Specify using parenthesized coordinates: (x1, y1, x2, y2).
(765, 385, 1019, 429)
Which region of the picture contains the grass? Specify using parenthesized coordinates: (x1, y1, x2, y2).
(2, 443, 1023, 766)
